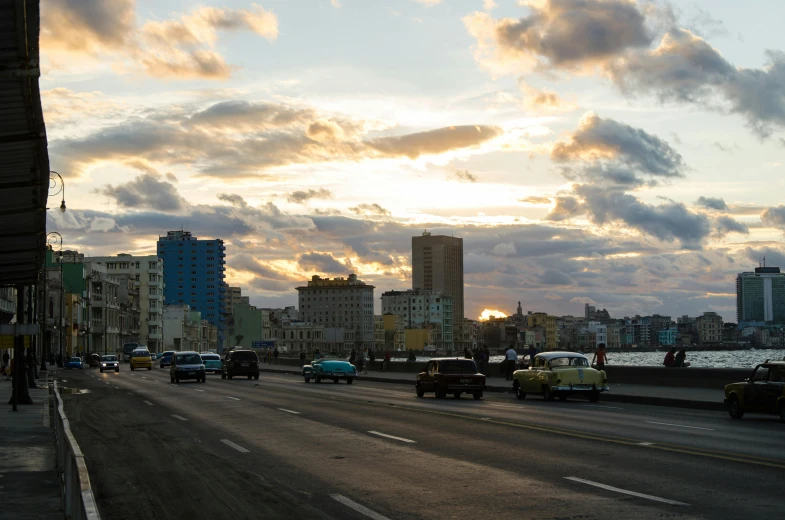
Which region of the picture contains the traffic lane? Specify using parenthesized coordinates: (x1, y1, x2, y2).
(59, 370, 393, 520)
(109, 370, 781, 519)
(100, 371, 706, 520)
(185, 370, 785, 461)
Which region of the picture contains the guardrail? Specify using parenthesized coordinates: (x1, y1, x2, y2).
(52, 380, 102, 520)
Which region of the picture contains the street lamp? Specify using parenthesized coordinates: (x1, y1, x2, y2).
(46, 232, 63, 367)
(49, 171, 66, 213)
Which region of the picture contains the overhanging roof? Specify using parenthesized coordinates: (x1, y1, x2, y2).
(0, 0, 49, 287)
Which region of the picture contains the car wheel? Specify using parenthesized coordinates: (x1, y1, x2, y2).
(304, 377, 311, 383)
(453, 392, 462, 399)
(148, 366, 151, 371)
(473, 392, 483, 400)
(221, 372, 226, 379)
(254, 374, 259, 380)
(228, 372, 233, 380)
(247, 375, 252, 380)
(727, 395, 744, 419)
(559, 394, 567, 402)
(333, 377, 339, 384)
(131, 366, 134, 371)
(514, 383, 526, 400)
(316, 375, 322, 384)
(346, 378, 354, 385)
(170, 375, 175, 383)
(542, 386, 554, 401)
(588, 391, 600, 403)
(416, 384, 424, 398)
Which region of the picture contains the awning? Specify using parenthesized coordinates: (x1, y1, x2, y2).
(0, 0, 50, 287)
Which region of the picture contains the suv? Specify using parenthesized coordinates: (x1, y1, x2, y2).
(222, 350, 260, 380)
(170, 351, 206, 384)
(159, 351, 175, 368)
(416, 358, 486, 400)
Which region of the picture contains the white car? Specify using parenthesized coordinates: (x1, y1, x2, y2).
(100, 355, 120, 373)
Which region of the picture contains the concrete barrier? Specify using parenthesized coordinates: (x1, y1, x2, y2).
(276, 358, 753, 389)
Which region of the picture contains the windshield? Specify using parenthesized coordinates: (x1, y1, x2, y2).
(201, 355, 220, 361)
(102, 356, 117, 361)
(177, 353, 203, 365)
(549, 357, 589, 368)
(439, 360, 478, 374)
(132, 351, 150, 358)
(70, 357, 80, 362)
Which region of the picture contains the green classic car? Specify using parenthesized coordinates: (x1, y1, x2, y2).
(512, 352, 608, 402)
(724, 361, 785, 422)
(302, 357, 357, 384)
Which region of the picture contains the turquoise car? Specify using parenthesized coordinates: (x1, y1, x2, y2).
(302, 357, 357, 384)
(200, 353, 222, 374)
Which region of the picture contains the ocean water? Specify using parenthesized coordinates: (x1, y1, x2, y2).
(391, 350, 785, 369)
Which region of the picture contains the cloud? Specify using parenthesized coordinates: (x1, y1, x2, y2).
(367, 125, 503, 159)
(761, 205, 785, 230)
(451, 169, 477, 183)
(285, 188, 334, 204)
(298, 252, 346, 274)
(696, 196, 728, 211)
(416, 0, 443, 4)
(492, 243, 517, 256)
(519, 80, 569, 111)
(546, 196, 582, 221)
(483, 0, 497, 10)
(519, 196, 551, 205)
(542, 269, 575, 286)
(714, 216, 749, 236)
(331, 0, 342, 8)
(95, 173, 187, 211)
(349, 204, 391, 217)
(43, 2, 279, 80)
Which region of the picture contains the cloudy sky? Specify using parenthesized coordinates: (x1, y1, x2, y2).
(43, 0, 785, 322)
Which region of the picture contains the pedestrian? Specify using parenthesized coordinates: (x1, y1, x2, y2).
(663, 347, 676, 367)
(504, 344, 517, 380)
(349, 350, 356, 365)
(368, 349, 376, 371)
(2, 350, 9, 372)
(591, 343, 608, 370)
(675, 348, 690, 367)
(383, 350, 391, 372)
(407, 349, 416, 362)
(357, 348, 366, 374)
(273, 348, 279, 365)
(299, 350, 306, 367)
(314, 349, 321, 361)
(528, 344, 537, 366)
(464, 348, 472, 360)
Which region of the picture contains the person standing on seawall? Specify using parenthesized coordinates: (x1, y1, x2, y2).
(592, 343, 608, 370)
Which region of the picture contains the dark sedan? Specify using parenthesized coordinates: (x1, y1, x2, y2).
(170, 351, 206, 384)
(416, 358, 486, 399)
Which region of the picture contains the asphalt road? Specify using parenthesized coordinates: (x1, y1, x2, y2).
(58, 366, 785, 520)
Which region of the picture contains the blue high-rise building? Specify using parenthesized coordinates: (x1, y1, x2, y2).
(157, 231, 227, 349)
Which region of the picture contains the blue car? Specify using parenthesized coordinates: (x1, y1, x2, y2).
(159, 351, 175, 368)
(302, 357, 357, 384)
(65, 356, 83, 370)
(200, 353, 222, 374)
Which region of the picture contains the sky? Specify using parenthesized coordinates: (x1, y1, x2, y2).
(41, 0, 785, 323)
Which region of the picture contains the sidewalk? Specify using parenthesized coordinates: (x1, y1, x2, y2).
(0, 370, 62, 520)
(257, 363, 726, 411)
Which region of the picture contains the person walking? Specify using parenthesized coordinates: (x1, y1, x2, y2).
(383, 350, 391, 372)
(407, 349, 416, 362)
(349, 350, 356, 365)
(2, 350, 9, 373)
(592, 343, 608, 370)
(368, 349, 376, 371)
(357, 348, 366, 374)
(504, 344, 517, 380)
(273, 348, 279, 365)
(299, 350, 306, 367)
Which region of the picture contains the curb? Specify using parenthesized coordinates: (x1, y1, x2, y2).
(258, 368, 725, 411)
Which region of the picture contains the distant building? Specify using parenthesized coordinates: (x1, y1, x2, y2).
(412, 232, 464, 323)
(696, 311, 723, 344)
(296, 274, 375, 351)
(380, 289, 453, 350)
(736, 266, 785, 325)
(658, 327, 679, 346)
(157, 230, 227, 349)
(527, 312, 557, 350)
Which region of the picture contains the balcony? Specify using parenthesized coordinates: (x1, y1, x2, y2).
(148, 279, 162, 287)
(148, 293, 163, 301)
(148, 320, 162, 328)
(148, 333, 162, 340)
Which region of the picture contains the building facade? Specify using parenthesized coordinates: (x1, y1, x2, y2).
(380, 289, 453, 350)
(157, 231, 227, 349)
(696, 311, 723, 344)
(82, 253, 164, 351)
(296, 274, 375, 351)
(736, 266, 785, 325)
(527, 312, 557, 350)
(412, 232, 464, 324)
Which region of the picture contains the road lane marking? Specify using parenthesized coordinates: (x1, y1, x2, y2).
(226, 396, 241, 401)
(143, 401, 154, 406)
(368, 431, 415, 444)
(331, 494, 392, 520)
(646, 421, 714, 431)
(142, 376, 146, 379)
(194, 389, 204, 392)
(171, 415, 188, 421)
(278, 408, 300, 415)
(583, 404, 624, 410)
(221, 439, 249, 453)
(564, 477, 689, 506)
(638, 442, 654, 446)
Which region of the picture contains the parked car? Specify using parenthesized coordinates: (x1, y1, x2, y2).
(415, 358, 485, 399)
(303, 357, 357, 384)
(130, 349, 152, 371)
(222, 350, 260, 380)
(200, 353, 222, 374)
(88, 353, 101, 368)
(150, 353, 157, 361)
(65, 356, 83, 370)
(725, 361, 785, 422)
(512, 352, 608, 402)
(170, 351, 206, 383)
(159, 351, 175, 368)
(100, 355, 120, 373)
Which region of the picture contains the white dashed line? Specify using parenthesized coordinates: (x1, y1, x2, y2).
(565, 477, 689, 506)
(194, 389, 204, 392)
(143, 401, 154, 406)
(331, 494, 393, 520)
(171, 415, 188, 421)
(638, 442, 654, 446)
(645, 421, 714, 431)
(221, 439, 249, 453)
(278, 408, 300, 415)
(368, 431, 415, 444)
(226, 396, 241, 401)
(583, 404, 624, 410)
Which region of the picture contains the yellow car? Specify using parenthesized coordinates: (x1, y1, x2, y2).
(725, 361, 785, 422)
(512, 351, 608, 402)
(130, 349, 152, 371)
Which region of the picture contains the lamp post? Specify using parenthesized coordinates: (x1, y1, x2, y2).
(46, 232, 63, 366)
(49, 171, 66, 214)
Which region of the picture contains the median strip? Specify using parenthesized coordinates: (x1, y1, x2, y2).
(646, 421, 714, 431)
(565, 477, 688, 506)
(221, 439, 249, 453)
(278, 408, 300, 415)
(331, 494, 392, 520)
(368, 431, 415, 444)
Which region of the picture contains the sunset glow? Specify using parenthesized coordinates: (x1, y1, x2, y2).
(479, 309, 508, 321)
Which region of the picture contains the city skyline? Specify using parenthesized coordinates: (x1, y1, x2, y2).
(42, 0, 785, 323)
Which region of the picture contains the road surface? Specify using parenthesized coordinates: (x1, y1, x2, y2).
(58, 366, 785, 519)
